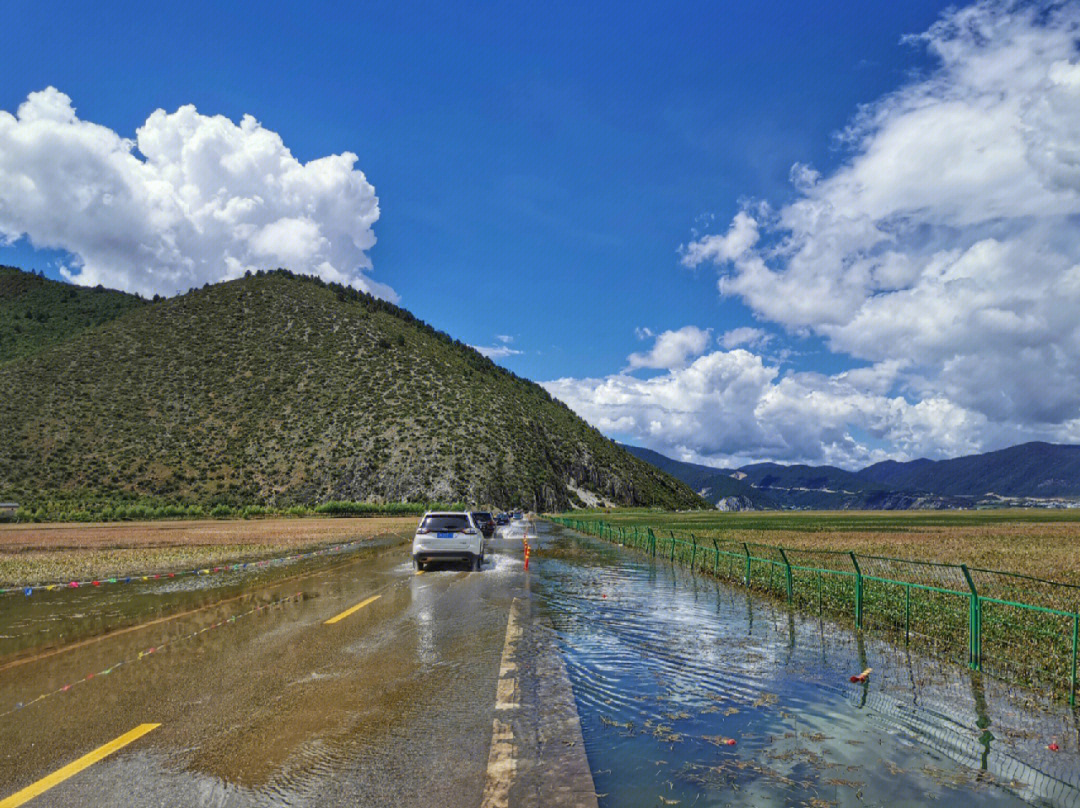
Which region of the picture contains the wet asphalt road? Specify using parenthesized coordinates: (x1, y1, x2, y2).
(0, 527, 536, 807)
(6, 520, 1079, 808)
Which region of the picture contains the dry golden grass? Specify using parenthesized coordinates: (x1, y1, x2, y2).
(723, 523, 1080, 581)
(0, 516, 418, 586)
(581, 510, 1080, 584)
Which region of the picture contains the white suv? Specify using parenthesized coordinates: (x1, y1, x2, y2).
(412, 511, 486, 571)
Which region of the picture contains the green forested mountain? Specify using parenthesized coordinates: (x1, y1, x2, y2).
(0, 266, 146, 362)
(0, 269, 704, 512)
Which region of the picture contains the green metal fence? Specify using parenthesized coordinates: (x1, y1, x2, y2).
(548, 516, 1080, 705)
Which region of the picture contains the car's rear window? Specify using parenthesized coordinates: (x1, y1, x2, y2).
(472, 512, 492, 521)
(422, 514, 471, 532)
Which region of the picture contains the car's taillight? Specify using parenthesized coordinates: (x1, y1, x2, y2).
(463, 528, 477, 535)
(416, 528, 430, 534)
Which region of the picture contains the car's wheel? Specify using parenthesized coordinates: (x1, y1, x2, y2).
(414, 556, 425, 571)
(471, 553, 480, 571)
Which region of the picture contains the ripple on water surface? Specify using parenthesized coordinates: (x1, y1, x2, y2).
(537, 526, 1080, 808)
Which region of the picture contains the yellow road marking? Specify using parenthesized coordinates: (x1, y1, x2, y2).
(0, 723, 159, 808)
(415, 570, 425, 576)
(0, 550, 376, 674)
(482, 598, 522, 807)
(324, 594, 381, 625)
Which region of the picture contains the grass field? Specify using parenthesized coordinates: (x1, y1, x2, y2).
(0, 516, 418, 586)
(568, 508, 1080, 584)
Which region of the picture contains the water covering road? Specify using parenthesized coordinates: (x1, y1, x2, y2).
(539, 524, 1080, 807)
(1, 520, 1079, 807)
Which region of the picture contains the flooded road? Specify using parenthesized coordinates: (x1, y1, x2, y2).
(0, 533, 530, 807)
(1, 519, 1079, 807)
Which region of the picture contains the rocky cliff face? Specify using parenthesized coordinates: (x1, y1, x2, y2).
(716, 496, 757, 512)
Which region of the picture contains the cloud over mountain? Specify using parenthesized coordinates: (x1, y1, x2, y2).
(544, 351, 987, 468)
(683, 2, 1080, 428)
(0, 88, 391, 299)
(550, 1, 1080, 467)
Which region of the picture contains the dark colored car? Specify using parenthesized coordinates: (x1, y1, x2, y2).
(470, 511, 496, 538)
(494, 513, 510, 526)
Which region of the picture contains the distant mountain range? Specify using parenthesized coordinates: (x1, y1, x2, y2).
(621, 442, 1080, 510)
(618, 446, 776, 510)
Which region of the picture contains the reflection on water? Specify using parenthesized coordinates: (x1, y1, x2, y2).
(538, 523, 1080, 808)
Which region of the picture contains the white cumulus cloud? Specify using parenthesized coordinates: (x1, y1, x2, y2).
(549, 1, 1080, 467)
(719, 326, 773, 351)
(541, 347, 1074, 468)
(0, 88, 392, 299)
(672, 0, 1080, 452)
(680, 211, 759, 268)
(627, 326, 712, 370)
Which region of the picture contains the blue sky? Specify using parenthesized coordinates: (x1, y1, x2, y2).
(4, 1, 1080, 468)
(2, 0, 946, 378)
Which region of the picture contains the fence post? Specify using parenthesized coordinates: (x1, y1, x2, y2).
(960, 564, 980, 671)
(905, 585, 911, 644)
(1072, 613, 1078, 707)
(850, 552, 863, 629)
(743, 543, 751, 587)
(670, 531, 677, 563)
(778, 547, 793, 604)
(711, 538, 719, 575)
(690, 534, 697, 570)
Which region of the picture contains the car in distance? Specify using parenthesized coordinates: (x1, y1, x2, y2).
(494, 512, 510, 526)
(413, 511, 486, 571)
(471, 511, 496, 538)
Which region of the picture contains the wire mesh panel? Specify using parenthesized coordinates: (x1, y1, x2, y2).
(786, 548, 857, 620)
(746, 543, 788, 600)
(972, 567, 1080, 615)
(981, 599, 1077, 701)
(713, 547, 746, 584)
(860, 557, 973, 667)
(670, 534, 696, 569)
